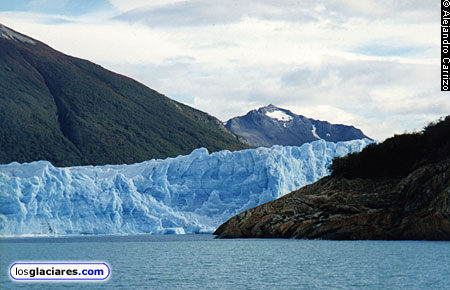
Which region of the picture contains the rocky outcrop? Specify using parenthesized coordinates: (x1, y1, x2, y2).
(214, 159, 450, 240)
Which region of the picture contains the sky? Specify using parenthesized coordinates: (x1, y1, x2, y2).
(0, 0, 446, 141)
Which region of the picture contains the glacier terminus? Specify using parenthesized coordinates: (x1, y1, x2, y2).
(0, 139, 372, 237)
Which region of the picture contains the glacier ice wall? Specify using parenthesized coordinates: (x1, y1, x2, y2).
(0, 139, 372, 236)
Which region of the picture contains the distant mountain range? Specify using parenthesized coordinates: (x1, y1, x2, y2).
(226, 104, 371, 147)
(0, 24, 248, 166)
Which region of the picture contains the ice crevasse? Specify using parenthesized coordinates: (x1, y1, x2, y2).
(0, 139, 372, 236)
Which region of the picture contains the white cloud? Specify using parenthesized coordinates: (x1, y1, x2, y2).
(108, 0, 187, 12)
(112, 0, 440, 28)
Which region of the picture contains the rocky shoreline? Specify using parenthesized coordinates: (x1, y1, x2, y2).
(214, 160, 450, 240)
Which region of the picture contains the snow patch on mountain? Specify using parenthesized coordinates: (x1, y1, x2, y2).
(0, 139, 372, 237)
(312, 125, 321, 140)
(265, 110, 293, 122)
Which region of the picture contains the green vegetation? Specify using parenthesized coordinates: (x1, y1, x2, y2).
(329, 116, 450, 179)
(0, 32, 248, 166)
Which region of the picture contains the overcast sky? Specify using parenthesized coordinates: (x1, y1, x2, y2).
(0, 0, 446, 140)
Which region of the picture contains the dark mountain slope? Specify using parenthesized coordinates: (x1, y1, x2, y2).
(0, 24, 248, 166)
(329, 116, 450, 179)
(226, 104, 371, 147)
(215, 116, 450, 240)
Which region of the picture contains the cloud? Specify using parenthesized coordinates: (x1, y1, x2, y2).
(324, 0, 439, 22)
(114, 0, 323, 27)
(108, 0, 186, 13)
(354, 44, 427, 57)
(280, 69, 312, 88)
(113, 0, 439, 28)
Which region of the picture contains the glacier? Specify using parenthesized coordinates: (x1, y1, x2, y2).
(0, 139, 372, 237)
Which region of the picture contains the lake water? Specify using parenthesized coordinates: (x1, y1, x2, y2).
(1, 235, 449, 289)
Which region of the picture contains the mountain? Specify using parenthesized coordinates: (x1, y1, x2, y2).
(0, 24, 248, 166)
(214, 116, 450, 240)
(225, 104, 371, 147)
(0, 139, 371, 236)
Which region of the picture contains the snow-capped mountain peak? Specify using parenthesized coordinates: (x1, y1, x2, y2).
(226, 104, 372, 147)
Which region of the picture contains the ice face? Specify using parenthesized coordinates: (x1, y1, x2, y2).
(0, 139, 372, 236)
